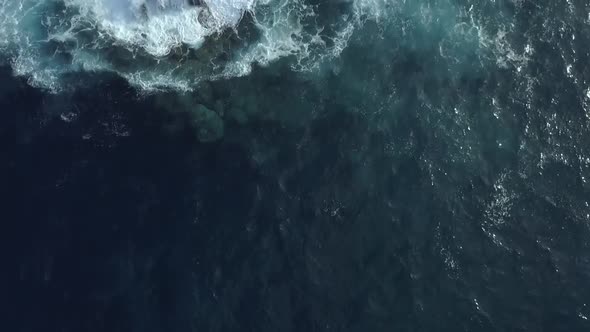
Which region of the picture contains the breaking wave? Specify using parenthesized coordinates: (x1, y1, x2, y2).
(0, 0, 384, 92)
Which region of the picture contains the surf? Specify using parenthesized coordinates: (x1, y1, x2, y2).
(0, 0, 379, 92)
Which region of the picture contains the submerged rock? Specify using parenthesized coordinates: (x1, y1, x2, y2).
(227, 106, 248, 124)
(196, 81, 214, 104)
(190, 104, 224, 142)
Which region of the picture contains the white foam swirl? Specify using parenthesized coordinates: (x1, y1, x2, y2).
(0, 0, 379, 92)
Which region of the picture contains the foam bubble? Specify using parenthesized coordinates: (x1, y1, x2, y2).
(203, 0, 253, 26)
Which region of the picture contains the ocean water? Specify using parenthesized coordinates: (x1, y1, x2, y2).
(4, 0, 590, 331)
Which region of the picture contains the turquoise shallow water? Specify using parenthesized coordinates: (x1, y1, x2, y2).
(4, 1, 590, 331)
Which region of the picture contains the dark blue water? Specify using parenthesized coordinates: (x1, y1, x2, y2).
(4, 1, 590, 331)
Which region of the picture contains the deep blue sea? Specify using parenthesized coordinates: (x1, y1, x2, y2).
(4, 0, 590, 331)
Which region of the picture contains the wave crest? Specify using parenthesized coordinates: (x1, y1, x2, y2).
(0, 0, 379, 92)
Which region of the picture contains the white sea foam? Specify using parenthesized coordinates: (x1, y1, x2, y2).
(0, 0, 381, 92)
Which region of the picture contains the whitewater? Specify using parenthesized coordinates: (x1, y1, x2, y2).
(0, 0, 384, 92)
